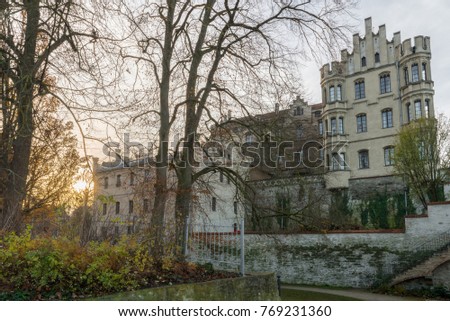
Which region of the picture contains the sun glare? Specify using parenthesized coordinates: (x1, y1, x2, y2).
(73, 180, 88, 192)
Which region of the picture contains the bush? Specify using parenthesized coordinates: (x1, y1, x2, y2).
(0, 227, 233, 300)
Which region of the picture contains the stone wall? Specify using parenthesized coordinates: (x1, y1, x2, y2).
(96, 273, 280, 301)
(213, 203, 450, 288)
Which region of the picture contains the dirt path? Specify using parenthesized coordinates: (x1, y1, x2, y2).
(281, 285, 419, 301)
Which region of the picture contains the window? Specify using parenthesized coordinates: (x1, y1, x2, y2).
(355, 80, 365, 99)
(296, 125, 303, 138)
(336, 85, 342, 101)
(356, 114, 367, 133)
(425, 99, 430, 118)
(115, 202, 120, 215)
(127, 225, 133, 235)
(116, 174, 121, 187)
(104, 177, 109, 189)
(329, 86, 335, 102)
(375, 52, 380, 63)
(422, 63, 427, 80)
(407, 103, 413, 122)
(212, 197, 217, 211)
(411, 63, 419, 82)
(245, 133, 254, 143)
(318, 120, 324, 135)
(415, 100, 422, 118)
(404, 67, 409, 85)
(219, 172, 224, 183)
(380, 74, 391, 94)
(323, 88, 327, 103)
(102, 203, 107, 215)
(294, 106, 303, 116)
(338, 117, 344, 134)
(384, 146, 395, 166)
(382, 109, 393, 128)
(358, 150, 369, 169)
(143, 199, 149, 213)
(419, 141, 426, 160)
(339, 153, 346, 170)
(129, 200, 134, 214)
(361, 56, 366, 67)
(330, 118, 337, 135)
(234, 201, 238, 215)
(332, 153, 340, 171)
(130, 172, 135, 186)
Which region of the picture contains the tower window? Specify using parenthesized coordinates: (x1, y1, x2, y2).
(407, 103, 413, 123)
(338, 117, 344, 134)
(375, 52, 380, 63)
(361, 56, 366, 67)
(415, 100, 422, 118)
(422, 63, 427, 80)
(425, 99, 430, 118)
(411, 63, 419, 82)
(382, 109, 393, 128)
(404, 67, 409, 85)
(329, 86, 335, 102)
(330, 118, 337, 135)
(336, 85, 342, 101)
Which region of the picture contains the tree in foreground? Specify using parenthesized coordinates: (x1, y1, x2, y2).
(118, 0, 357, 259)
(393, 116, 450, 211)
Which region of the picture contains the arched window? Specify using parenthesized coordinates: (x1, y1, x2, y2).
(375, 52, 380, 63)
(361, 56, 367, 67)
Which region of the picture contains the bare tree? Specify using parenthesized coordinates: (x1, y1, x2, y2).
(113, 0, 356, 258)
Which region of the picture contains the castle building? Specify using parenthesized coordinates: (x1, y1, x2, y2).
(321, 17, 434, 197)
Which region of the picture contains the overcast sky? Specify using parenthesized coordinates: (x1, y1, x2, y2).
(303, 0, 450, 117)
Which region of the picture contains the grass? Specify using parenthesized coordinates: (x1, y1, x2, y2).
(280, 288, 360, 301)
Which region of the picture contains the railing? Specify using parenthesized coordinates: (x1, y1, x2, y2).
(187, 220, 245, 275)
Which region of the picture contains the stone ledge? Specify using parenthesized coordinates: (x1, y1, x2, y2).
(94, 273, 280, 301)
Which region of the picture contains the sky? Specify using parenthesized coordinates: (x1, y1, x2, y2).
(86, 0, 450, 159)
(302, 0, 450, 117)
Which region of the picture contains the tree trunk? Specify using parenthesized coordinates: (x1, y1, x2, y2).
(1, 0, 40, 231)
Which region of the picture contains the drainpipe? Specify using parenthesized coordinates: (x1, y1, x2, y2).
(396, 61, 403, 125)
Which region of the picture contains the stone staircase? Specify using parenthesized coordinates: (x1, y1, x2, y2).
(390, 246, 450, 286)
